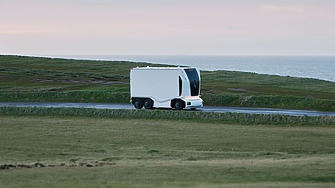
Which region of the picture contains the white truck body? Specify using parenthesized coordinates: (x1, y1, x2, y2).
(130, 67, 203, 109)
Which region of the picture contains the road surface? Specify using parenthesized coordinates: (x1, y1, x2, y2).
(1, 102, 335, 116)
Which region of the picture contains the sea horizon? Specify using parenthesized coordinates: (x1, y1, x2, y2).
(4, 54, 335, 82)
(51, 54, 335, 82)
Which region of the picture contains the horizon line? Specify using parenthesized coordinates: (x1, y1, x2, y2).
(2, 53, 335, 57)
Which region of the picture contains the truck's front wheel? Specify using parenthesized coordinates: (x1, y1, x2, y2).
(174, 100, 184, 110)
(134, 99, 143, 109)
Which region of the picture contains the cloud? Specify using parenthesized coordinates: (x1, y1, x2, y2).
(0, 29, 62, 34)
(260, 5, 304, 12)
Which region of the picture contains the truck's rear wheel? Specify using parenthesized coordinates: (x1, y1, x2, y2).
(174, 100, 183, 110)
(134, 99, 143, 109)
(144, 99, 153, 109)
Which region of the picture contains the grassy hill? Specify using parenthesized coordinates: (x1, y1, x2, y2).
(1, 55, 335, 111)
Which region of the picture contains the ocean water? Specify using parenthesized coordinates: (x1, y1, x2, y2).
(55, 55, 335, 82)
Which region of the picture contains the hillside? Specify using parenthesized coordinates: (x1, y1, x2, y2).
(1, 55, 335, 111)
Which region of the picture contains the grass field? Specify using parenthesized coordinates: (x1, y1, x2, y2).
(1, 115, 335, 188)
(1, 55, 335, 111)
(1, 55, 335, 187)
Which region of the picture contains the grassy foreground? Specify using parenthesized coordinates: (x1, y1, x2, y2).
(1, 55, 335, 111)
(1, 115, 335, 188)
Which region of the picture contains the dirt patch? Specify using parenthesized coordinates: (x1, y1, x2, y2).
(33, 78, 127, 85)
(0, 160, 116, 170)
(34, 79, 54, 82)
(228, 88, 248, 92)
(60, 79, 126, 85)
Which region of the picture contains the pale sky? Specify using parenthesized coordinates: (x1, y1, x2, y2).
(1, 0, 335, 55)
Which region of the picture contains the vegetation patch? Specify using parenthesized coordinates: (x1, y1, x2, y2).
(202, 93, 335, 111)
(0, 106, 334, 126)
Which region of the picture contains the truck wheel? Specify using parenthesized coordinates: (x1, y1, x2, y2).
(134, 99, 143, 109)
(144, 99, 153, 109)
(174, 100, 183, 110)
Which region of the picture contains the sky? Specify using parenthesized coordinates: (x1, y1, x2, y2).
(1, 0, 335, 56)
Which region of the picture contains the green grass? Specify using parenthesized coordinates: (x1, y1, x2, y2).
(201, 70, 335, 99)
(1, 107, 335, 126)
(1, 116, 335, 188)
(1, 55, 335, 111)
(203, 93, 335, 111)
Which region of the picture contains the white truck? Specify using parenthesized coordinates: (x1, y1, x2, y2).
(130, 67, 203, 110)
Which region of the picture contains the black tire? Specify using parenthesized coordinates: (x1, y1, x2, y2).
(134, 99, 143, 109)
(144, 99, 153, 109)
(174, 100, 183, 110)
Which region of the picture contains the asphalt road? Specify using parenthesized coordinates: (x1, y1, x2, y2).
(1, 102, 335, 116)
